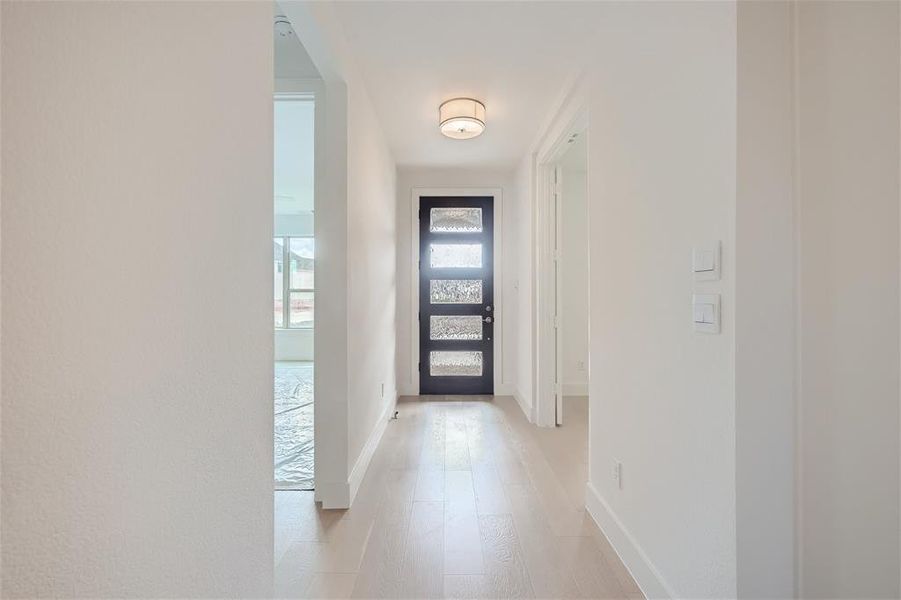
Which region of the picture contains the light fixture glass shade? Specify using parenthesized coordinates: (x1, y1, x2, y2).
(439, 98, 486, 139)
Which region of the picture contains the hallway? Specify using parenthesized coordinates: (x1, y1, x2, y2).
(274, 397, 642, 599)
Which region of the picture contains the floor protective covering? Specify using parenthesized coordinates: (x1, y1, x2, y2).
(274, 362, 313, 490)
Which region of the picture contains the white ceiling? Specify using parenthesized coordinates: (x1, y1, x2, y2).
(332, 2, 597, 169)
(274, 9, 320, 80)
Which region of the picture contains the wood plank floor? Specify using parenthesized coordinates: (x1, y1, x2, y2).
(274, 396, 643, 599)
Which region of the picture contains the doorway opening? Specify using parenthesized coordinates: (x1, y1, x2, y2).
(536, 109, 588, 427)
(273, 7, 321, 492)
(273, 98, 315, 490)
(418, 196, 495, 394)
(555, 132, 589, 424)
(411, 189, 503, 396)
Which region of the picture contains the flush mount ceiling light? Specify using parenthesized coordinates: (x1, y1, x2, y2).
(439, 98, 486, 140)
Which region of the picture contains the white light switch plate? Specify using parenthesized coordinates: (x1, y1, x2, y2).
(693, 241, 721, 281)
(693, 293, 720, 334)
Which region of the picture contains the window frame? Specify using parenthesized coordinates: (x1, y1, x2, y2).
(275, 235, 314, 329)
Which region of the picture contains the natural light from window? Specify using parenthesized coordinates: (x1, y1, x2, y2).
(274, 236, 314, 328)
(274, 97, 315, 331)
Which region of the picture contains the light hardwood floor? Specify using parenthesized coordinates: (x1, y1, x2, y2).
(274, 396, 643, 599)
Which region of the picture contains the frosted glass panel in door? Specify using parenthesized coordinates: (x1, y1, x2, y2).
(430, 280, 482, 304)
(430, 315, 483, 340)
(430, 207, 482, 232)
(430, 351, 483, 376)
(429, 244, 482, 268)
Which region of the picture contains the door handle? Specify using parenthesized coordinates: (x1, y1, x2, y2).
(484, 316, 493, 324)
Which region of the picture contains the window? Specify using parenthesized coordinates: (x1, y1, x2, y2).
(274, 236, 314, 329)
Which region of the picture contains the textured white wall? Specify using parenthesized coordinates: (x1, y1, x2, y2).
(586, 3, 738, 597)
(797, 2, 900, 596)
(0, 2, 274, 596)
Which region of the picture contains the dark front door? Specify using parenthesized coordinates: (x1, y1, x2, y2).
(419, 196, 494, 395)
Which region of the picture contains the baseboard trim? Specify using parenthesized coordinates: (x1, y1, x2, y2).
(494, 383, 515, 396)
(316, 480, 349, 509)
(563, 382, 589, 396)
(398, 384, 417, 397)
(513, 388, 533, 423)
(347, 390, 397, 507)
(585, 481, 675, 599)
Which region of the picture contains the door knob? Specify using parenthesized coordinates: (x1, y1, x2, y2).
(484, 316, 493, 323)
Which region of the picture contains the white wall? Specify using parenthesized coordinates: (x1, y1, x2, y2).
(560, 165, 589, 394)
(275, 328, 313, 361)
(584, 3, 738, 597)
(796, 2, 900, 596)
(0, 2, 273, 596)
(345, 78, 397, 494)
(514, 2, 900, 598)
(274, 98, 315, 214)
(395, 167, 518, 400)
(735, 2, 796, 597)
(513, 156, 536, 417)
(282, 1, 397, 508)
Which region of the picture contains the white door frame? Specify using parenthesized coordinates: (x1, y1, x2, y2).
(535, 102, 588, 427)
(273, 79, 332, 506)
(411, 187, 504, 395)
